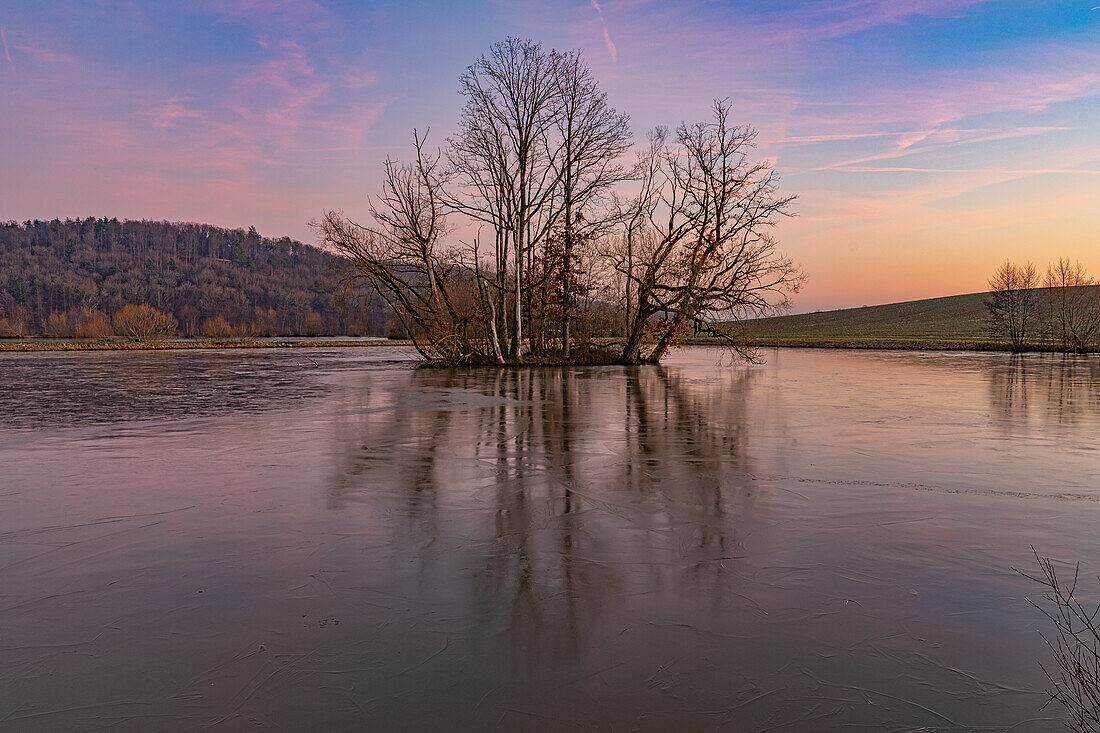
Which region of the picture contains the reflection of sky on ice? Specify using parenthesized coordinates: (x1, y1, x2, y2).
(1, 347, 1098, 730)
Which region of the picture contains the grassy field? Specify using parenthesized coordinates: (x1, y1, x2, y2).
(725, 290, 1011, 350)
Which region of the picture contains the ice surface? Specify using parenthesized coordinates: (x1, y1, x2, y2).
(1, 347, 1098, 731)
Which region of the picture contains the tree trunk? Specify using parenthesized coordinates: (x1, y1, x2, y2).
(646, 304, 692, 363)
(512, 226, 523, 359)
(561, 191, 573, 358)
(621, 304, 650, 364)
(486, 292, 505, 364)
(624, 231, 633, 339)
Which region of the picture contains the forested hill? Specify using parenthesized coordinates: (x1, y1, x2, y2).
(0, 218, 388, 336)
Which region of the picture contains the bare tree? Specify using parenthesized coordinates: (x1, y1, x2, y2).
(370, 129, 451, 315)
(448, 38, 564, 358)
(985, 260, 1039, 351)
(617, 100, 802, 363)
(604, 129, 668, 340)
(548, 49, 631, 356)
(315, 132, 487, 363)
(1043, 259, 1100, 353)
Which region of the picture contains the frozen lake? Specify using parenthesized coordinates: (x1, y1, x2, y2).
(1, 346, 1098, 731)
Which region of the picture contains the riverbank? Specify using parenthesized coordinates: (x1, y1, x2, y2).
(688, 336, 1016, 351)
(682, 336, 1097, 353)
(3, 335, 1092, 355)
(0, 338, 411, 352)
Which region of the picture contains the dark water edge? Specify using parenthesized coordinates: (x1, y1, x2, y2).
(1, 347, 1099, 731)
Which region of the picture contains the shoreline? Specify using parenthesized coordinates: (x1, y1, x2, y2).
(0, 339, 412, 352)
(715, 336, 1097, 353)
(1, 336, 1093, 355)
(695, 336, 1013, 351)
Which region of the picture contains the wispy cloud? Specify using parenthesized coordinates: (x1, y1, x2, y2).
(761, 0, 994, 45)
(153, 98, 203, 129)
(0, 0, 389, 241)
(834, 166, 1100, 175)
(811, 125, 1075, 171)
(589, 0, 617, 63)
(0, 27, 14, 73)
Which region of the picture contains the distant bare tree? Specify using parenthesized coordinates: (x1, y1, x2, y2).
(618, 100, 802, 363)
(1043, 259, 1100, 353)
(985, 260, 1039, 351)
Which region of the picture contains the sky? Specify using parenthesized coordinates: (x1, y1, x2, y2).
(0, 0, 1097, 311)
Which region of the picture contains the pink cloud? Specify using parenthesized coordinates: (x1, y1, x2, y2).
(154, 98, 204, 129)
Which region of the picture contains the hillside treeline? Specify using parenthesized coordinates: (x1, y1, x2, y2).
(0, 218, 392, 337)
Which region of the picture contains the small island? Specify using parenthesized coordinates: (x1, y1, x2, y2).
(313, 39, 802, 367)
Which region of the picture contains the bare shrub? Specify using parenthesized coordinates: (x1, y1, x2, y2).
(234, 320, 257, 339)
(113, 304, 178, 341)
(72, 308, 113, 339)
(0, 316, 26, 338)
(252, 307, 278, 336)
(43, 312, 71, 338)
(1019, 548, 1100, 732)
(0, 303, 27, 334)
(199, 315, 234, 339)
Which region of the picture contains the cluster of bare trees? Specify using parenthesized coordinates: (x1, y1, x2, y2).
(315, 38, 802, 365)
(986, 259, 1100, 352)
